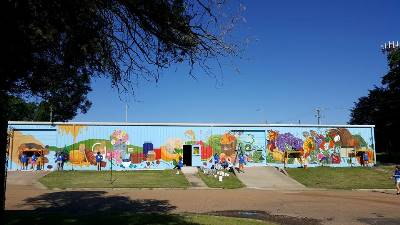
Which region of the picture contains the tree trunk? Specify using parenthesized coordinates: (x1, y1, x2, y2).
(0, 90, 8, 211)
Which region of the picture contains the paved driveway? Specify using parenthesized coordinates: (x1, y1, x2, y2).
(236, 166, 306, 190)
(5, 171, 400, 225)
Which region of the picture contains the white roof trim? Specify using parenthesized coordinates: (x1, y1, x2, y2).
(8, 121, 375, 128)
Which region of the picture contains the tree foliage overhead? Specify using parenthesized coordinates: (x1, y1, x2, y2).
(349, 48, 400, 162)
(0, 0, 244, 211)
(2, 0, 243, 120)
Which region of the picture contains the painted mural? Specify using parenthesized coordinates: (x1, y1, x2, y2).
(7, 123, 375, 171)
(266, 127, 375, 167)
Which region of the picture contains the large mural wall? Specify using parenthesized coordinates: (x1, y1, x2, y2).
(7, 123, 375, 171)
(266, 127, 375, 168)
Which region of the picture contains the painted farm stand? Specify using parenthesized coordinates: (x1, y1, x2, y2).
(7, 121, 376, 171)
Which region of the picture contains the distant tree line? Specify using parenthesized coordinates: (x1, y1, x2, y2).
(7, 97, 52, 122)
(349, 48, 400, 163)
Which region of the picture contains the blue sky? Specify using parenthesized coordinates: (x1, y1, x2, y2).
(74, 0, 400, 125)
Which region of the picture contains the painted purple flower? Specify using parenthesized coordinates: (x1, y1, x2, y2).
(292, 138, 304, 150)
(276, 133, 304, 151)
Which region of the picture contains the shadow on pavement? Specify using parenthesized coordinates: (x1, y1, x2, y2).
(19, 191, 176, 212)
(6, 191, 201, 225)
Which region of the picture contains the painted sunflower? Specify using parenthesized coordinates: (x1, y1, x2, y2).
(303, 137, 316, 158)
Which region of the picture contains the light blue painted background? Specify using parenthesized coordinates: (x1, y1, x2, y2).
(8, 123, 375, 170)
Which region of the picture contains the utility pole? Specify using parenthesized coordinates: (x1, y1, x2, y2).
(315, 108, 321, 125)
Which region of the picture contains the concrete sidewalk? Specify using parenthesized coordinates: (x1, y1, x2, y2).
(6, 170, 49, 189)
(181, 167, 208, 189)
(236, 166, 306, 190)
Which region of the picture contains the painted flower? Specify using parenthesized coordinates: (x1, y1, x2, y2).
(319, 141, 326, 150)
(317, 152, 326, 161)
(333, 134, 340, 142)
(314, 136, 324, 150)
(303, 137, 316, 158)
(276, 133, 304, 152)
(329, 140, 335, 149)
(106, 150, 122, 164)
(110, 129, 129, 146)
(267, 130, 279, 141)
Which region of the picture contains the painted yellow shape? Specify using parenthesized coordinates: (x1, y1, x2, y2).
(272, 150, 284, 162)
(160, 146, 180, 161)
(58, 125, 86, 143)
(69, 150, 89, 166)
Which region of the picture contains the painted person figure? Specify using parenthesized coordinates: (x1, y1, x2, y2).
(61, 151, 67, 169)
(37, 153, 44, 170)
(363, 152, 369, 167)
(96, 152, 103, 171)
(226, 158, 235, 173)
(213, 153, 219, 164)
(238, 154, 245, 173)
(174, 156, 183, 175)
(221, 159, 229, 169)
(30, 153, 37, 170)
(20, 153, 28, 170)
(237, 143, 244, 156)
(359, 152, 365, 167)
(393, 166, 400, 195)
(56, 152, 64, 171)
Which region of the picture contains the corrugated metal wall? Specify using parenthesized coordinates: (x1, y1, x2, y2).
(7, 122, 375, 171)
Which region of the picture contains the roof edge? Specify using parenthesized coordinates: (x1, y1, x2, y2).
(7, 121, 375, 128)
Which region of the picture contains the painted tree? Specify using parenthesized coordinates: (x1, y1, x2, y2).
(349, 47, 400, 162)
(0, 0, 245, 210)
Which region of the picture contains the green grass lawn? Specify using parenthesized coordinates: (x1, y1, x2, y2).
(6, 212, 276, 225)
(375, 165, 396, 173)
(39, 170, 190, 189)
(287, 166, 396, 189)
(198, 171, 245, 189)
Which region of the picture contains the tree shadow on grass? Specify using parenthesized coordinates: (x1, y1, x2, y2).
(20, 191, 176, 212)
(6, 191, 199, 225)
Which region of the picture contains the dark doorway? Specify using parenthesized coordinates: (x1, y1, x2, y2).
(183, 145, 192, 166)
